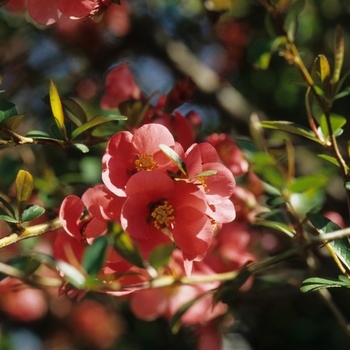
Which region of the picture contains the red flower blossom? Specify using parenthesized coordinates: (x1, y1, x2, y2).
(121, 171, 214, 275)
(129, 250, 227, 324)
(206, 133, 249, 176)
(101, 63, 141, 109)
(102, 123, 182, 196)
(54, 185, 126, 272)
(184, 142, 236, 224)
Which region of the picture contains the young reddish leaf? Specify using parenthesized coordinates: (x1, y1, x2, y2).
(159, 144, 187, 175)
(1, 114, 25, 132)
(16, 170, 34, 219)
(49, 78, 67, 141)
(333, 25, 344, 85)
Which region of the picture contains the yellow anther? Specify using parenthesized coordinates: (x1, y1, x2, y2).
(135, 154, 158, 172)
(150, 200, 175, 229)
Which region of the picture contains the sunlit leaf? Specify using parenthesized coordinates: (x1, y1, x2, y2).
(319, 113, 346, 139)
(159, 144, 187, 175)
(70, 115, 126, 140)
(254, 218, 295, 237)
(0, 213, 19, 223)
(71, 143, 89, 153)
(149, 244, 175, 269)
(82, 236, 109, 276)
(260, 121, 323, 144)
(110, 223, 144, 268)
(311, 54, 331, 92)
(307, 213, 350, 271)
(333, 25, 344, 85)
(300, 275, 350, 293)
(56, 260, 86, 289)
(288, 174, 328, 193)
(20, 204, 45, 223)
(16, 170, 34, 218)
(49, 78, 67, 141)
(318, 154, 345, 168)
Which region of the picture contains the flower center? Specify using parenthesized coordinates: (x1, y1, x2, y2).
(135, 154, 158, 172)
(150, 200, 175, 230)
(196, 176, 210, 192)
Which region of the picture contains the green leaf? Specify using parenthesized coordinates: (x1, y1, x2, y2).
(0, 195, 15, 217)
(16, 170, 34, 219)
(71, 143, 90, 153)
(62, 98, 87, 126)
(82, 236, 109, 276)
(260, 121, 322, 144)
(49, 78, 67, 141)
(311, 55, 331, 92)
(0, 101, 17, 122)
(56, 261, 86, 289)
(254, 219, 295, 237)
(317, 154, 347, 169)
(0, 256, 41, 281)
(70, 115, 126, 140)
(20, 204, 45, 223)
(307, 213, 350, 271)
(109, 223, 145, 268)
(319, 113, 346, 139)
(301, 276, 350, 293)
(285, 0, 305, 42)
(149, 244, 175, 269)
(333, 25, 344, 85)
(0, 214, 19, 223)
(334, 86, 350, 100)
(288, 174, 328, 193)
(159, 144, 187, 176)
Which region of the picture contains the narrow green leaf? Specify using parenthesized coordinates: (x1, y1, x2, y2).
(49, 78, 67, 141)
(71, 115, 126, 140)
(317, 154, 347, 169)
(56, 261, 86, 289)
(16, 170, 34, 219)
(159, 144, 187, 175)
(333, 25, 344, 84)
(254, 219, 295, 237)
(0, 256, 41, 280)
(301, 276, 350, 293)
(311, 55, 331, 92)
(0, 214, 19, 223)
(110, 223, 145, 268)
(62, 98, 87, 126)
(82, 236, 109, 276)
(71, 143, 90, 153)
(0, 196, 15, 217)
(149, 244, 175, 269)
(288, 174, 328, 193)
(334, 86, 350, 100)
(285, 0, 305, 41)
(260, 121, 323, 144)
(345, 182, 350, 190)
(20, 204, 45, 223)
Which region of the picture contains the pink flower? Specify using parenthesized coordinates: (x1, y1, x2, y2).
(206, 133, 249, 176)
(121, 171, 214, 275)
(26, 0, 112, 25)
(101, 63, 141, 109)
(102, 123, 182, 196)
(54, 185, 126, 272)
(184, 142, 236, 224)
(129, 250, 227, 324)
